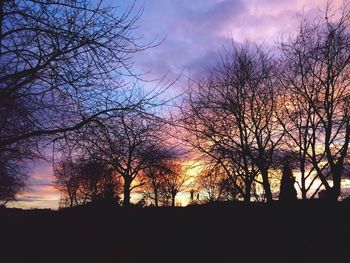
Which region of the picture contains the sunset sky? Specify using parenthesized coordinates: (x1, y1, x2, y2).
(9, 0, 345, 209)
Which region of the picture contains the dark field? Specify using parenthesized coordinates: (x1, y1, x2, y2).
(1, 201, 350, 263)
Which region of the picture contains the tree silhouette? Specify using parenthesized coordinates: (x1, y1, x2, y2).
(181, 43, 282, 202)
(142, 145, 177, 207)
(160, 160, 185, 207)
(0, 156, 26, 205)
(279, 162, 298, 202)
(0, 0, 158, 198)
(54, 156, 120, 207)
(57, 110, 165, 206)
(54, 158, 80, 207)
(279, 2, 350, 200)
(197, 162, 240, 203)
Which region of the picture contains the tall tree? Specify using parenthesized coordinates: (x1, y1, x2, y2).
(0, 0, 156, 199)
(280, 2, 350, 200)
(181, 43, 282, 202)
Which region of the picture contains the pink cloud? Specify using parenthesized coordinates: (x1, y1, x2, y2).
(9, 160, 60, 209)
(134, 0, 346, 85)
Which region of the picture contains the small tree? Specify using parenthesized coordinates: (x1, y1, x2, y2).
(142, 145, 176, 207)
(0, 157, 26, 206)
(62, 110, 165, 206)
(279, 162, 298, 202)
(161, 160, 185, 207)
(54, 156, 120, 207)
(54, 158, 80, 207)
(197, 162, 240, 203)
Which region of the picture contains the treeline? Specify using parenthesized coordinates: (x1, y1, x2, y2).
(0, 0, 165, 206)
(179, 3, 350, 203)
(53, 112, 186, 207)
(0, 1, 350, 207)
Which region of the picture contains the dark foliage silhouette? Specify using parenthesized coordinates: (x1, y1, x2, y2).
(54, 156, 120, 207)
(179, 3, 350, 202)
(0, 0, 158, 200)
(278, 2, 350, 200)
(141, 145, 181, 206)
(279, 162, 298, 202)
(0, 157, 26, 205)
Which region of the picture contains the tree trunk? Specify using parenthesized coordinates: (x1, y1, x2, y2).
(171, 194, 176, 207)
(261, 168, 273, 203)
(244, 181, 251, 203)
(300, 161, 307, 200)
(320, 167, 342, 201)
(331, 168, 342, 201)
(123, 178, 131, 206)
(154, 188, 158, 207)
(68, 190, 74, 207)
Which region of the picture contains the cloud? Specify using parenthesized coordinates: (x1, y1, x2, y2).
(132, 0, 345, 88)
(10, 160, 61, 209)
(133, 0, 248, 89)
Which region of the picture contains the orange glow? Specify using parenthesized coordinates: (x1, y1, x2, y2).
(8, 184, 60, 210)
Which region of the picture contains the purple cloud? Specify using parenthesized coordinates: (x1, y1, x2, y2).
(132, 1, 245, 83)
(131, 0, 341, 88)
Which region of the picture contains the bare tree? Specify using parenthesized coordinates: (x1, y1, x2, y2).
(77, 158, 119, 205)
(54, 156, 120, 207)
(0, 155, 26, 205)
(0, 0, 156, 148)
(0, 0, 158, 198)
(279, 2, 350, 200)
(160, 160, 185, 207)
(196, 162, 240, 203)
(181, 43, 282, 203)
(54, 158, 80, 207)
(141, 145, 176, 207)
(197, 163, 226, 203)
(61, 110, 164, 206)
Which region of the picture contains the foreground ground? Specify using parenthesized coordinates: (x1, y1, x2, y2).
(1, 201, 350, 263)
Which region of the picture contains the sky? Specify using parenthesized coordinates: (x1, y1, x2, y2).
(9, 0, 345, 209)
(132, 0, 342, 82)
